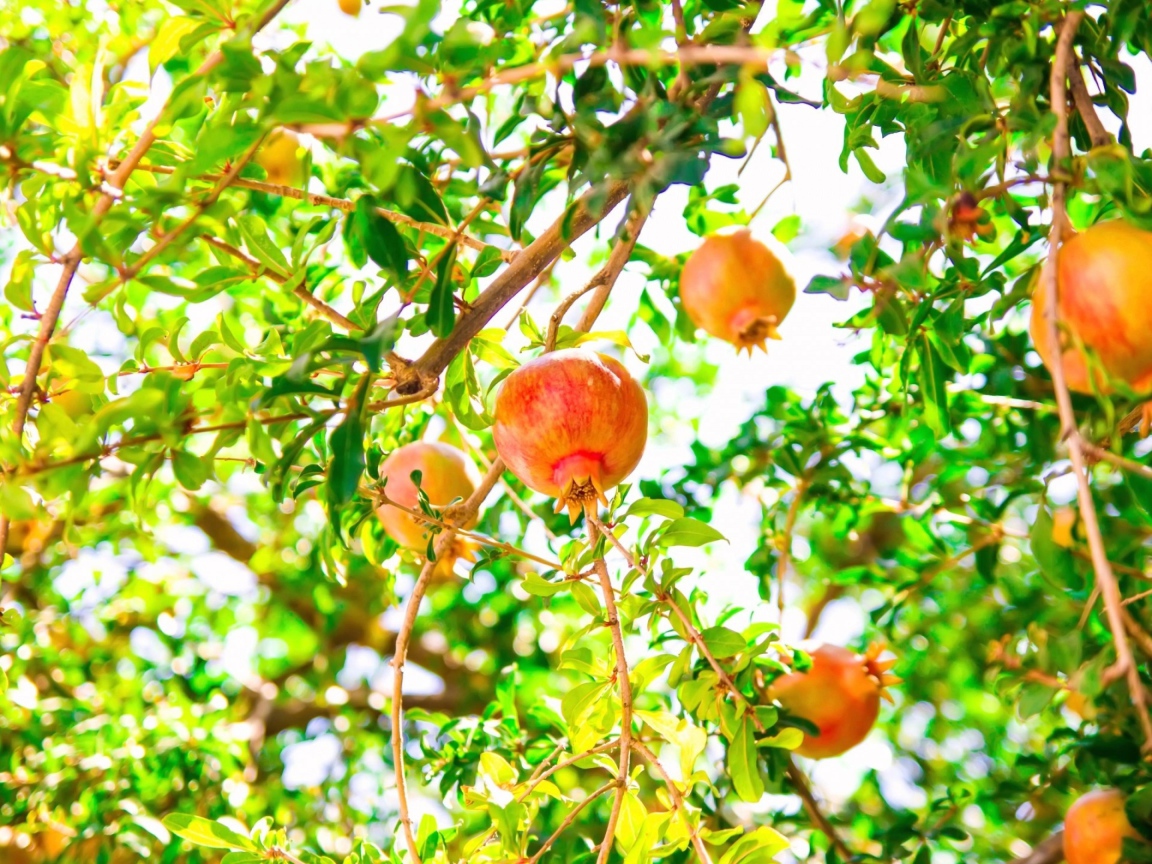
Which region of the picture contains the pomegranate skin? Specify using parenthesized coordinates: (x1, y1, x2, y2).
(1064, 789, 1139, 864)
(768, 644, 896, 759)
(376, 442, 477, 551)
(1031, 220, 1152, 394)
(493, 349, 648, 521)
(679, 229, 796, 354)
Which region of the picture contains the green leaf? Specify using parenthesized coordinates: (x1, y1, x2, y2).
(916, 334, 952, 438)
(238, 214, 290, 276)
(657, 518, 727, 548)
(728, 717, 764, 803)
(427, 244, 458, 337)
(162, 815, 259, 852)
(770, 214, 801, 244)
(624, 498, 685, 521)
(1031, 507, 1078, 587)
(521, 574, 566, 596)
(561, 680, 608, 729)
(327, 405, 366, 508)
(353, 195, 409, 275)
(717, 826, 790, 864)
(172, 450, 211, 491)
(853, 147, 887, 183)
(700, 627, 746, 659)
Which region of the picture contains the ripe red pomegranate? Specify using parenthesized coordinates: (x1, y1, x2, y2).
(1064, 789, 1140, 864)
(1031, 220, 1152, 395)
(679, 229, 795, 354)
(493, 349, 648, 521)
(767, 643, 898, 759)
(376, 441, 477, 556)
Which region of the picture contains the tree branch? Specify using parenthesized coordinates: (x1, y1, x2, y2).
(1068, 57, 1110, 148)
(390, 459, 503, 864)
(408, 181, 631, 385)
(631, 740, 713, 864)
(0, 0, 295, 560)
(1041, 11, 1152, 750)
(1007, 833, 1064, 864)
(592, 547, 633, 864)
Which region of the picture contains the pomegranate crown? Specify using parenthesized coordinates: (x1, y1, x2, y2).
(861, 641, 901, 704)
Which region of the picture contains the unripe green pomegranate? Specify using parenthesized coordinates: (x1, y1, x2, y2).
(679, 229, 795, 354)
(493, 349, 648, 522)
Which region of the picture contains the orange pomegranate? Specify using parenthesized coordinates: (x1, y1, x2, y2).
(1031, 220, 1152, 395)
(679, 229, 796, 354)
(1064, 789, 1140, 864)
(255, 130, 306, 187)
(377, 441, 477, 555)
(768, 643, 898, 759)
(493, 349, 648, 521)
(338, 0, 362, 13)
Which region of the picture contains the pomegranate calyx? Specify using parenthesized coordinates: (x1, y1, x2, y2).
(551, 452, 610, 523)
(731, 309, 782, 356)
(861, 641, 901, 702)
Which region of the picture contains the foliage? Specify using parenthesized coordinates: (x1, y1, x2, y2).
(3, 1, 1152, 864)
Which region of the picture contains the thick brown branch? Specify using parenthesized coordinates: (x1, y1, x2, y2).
(410, 181, 630, 381)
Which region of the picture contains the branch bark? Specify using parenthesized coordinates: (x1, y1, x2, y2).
(1040, 11, 1152, 750)
(408, 181, 630, 385)
(1068, 58, 1110, 148)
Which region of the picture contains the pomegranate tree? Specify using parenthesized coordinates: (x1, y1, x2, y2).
(493, 349, 648, 521)
(768, 643, 898, 759)
(1031, 220, 1152, 395)
(679, 229, 796, 354)
(376, 442, 477, 561)
(1063, 789, 1140, 864)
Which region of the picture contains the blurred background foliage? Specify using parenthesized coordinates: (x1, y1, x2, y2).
(4, 0, 1152, 863)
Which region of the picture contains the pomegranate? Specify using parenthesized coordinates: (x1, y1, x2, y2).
(493, 349, 648, 521)
(338, 0, 361, 13)
(767, 643, 898, 759)
(255, 130, 306, 187)
(1064, 789, 1140, 864)
(376, 442, 477, 566)
(1031, 220, 1152, 395)
(679, 229, 795, 354)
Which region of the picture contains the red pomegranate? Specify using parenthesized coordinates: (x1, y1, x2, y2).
(767, 643, 898, 759)
(493, 349, 648, 521)
(376, 441, 477, 555)
(1064, 789, 1140, 864)
(679, 229, 796, 354)
(1031, 220, 1152, 395)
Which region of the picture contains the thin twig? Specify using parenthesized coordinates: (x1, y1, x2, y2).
(1041, 11, 1152, 750)
(591, 542, 633, 864)
(116, 162, 515, 261)
(785, 760, 854, 862)
(203, 236, 360, 331)
(525, 780, 617, 864)
(630, 740, 713, 864)
(390, 460, 503, 864)
(1068, 56, 1110, 148)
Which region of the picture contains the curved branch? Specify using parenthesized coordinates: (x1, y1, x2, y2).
(1041, 11, 1152, 750)
(390, 459, 503, 864)
(631, 740, 712, 864)
(1068, 58, 1110, 148)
